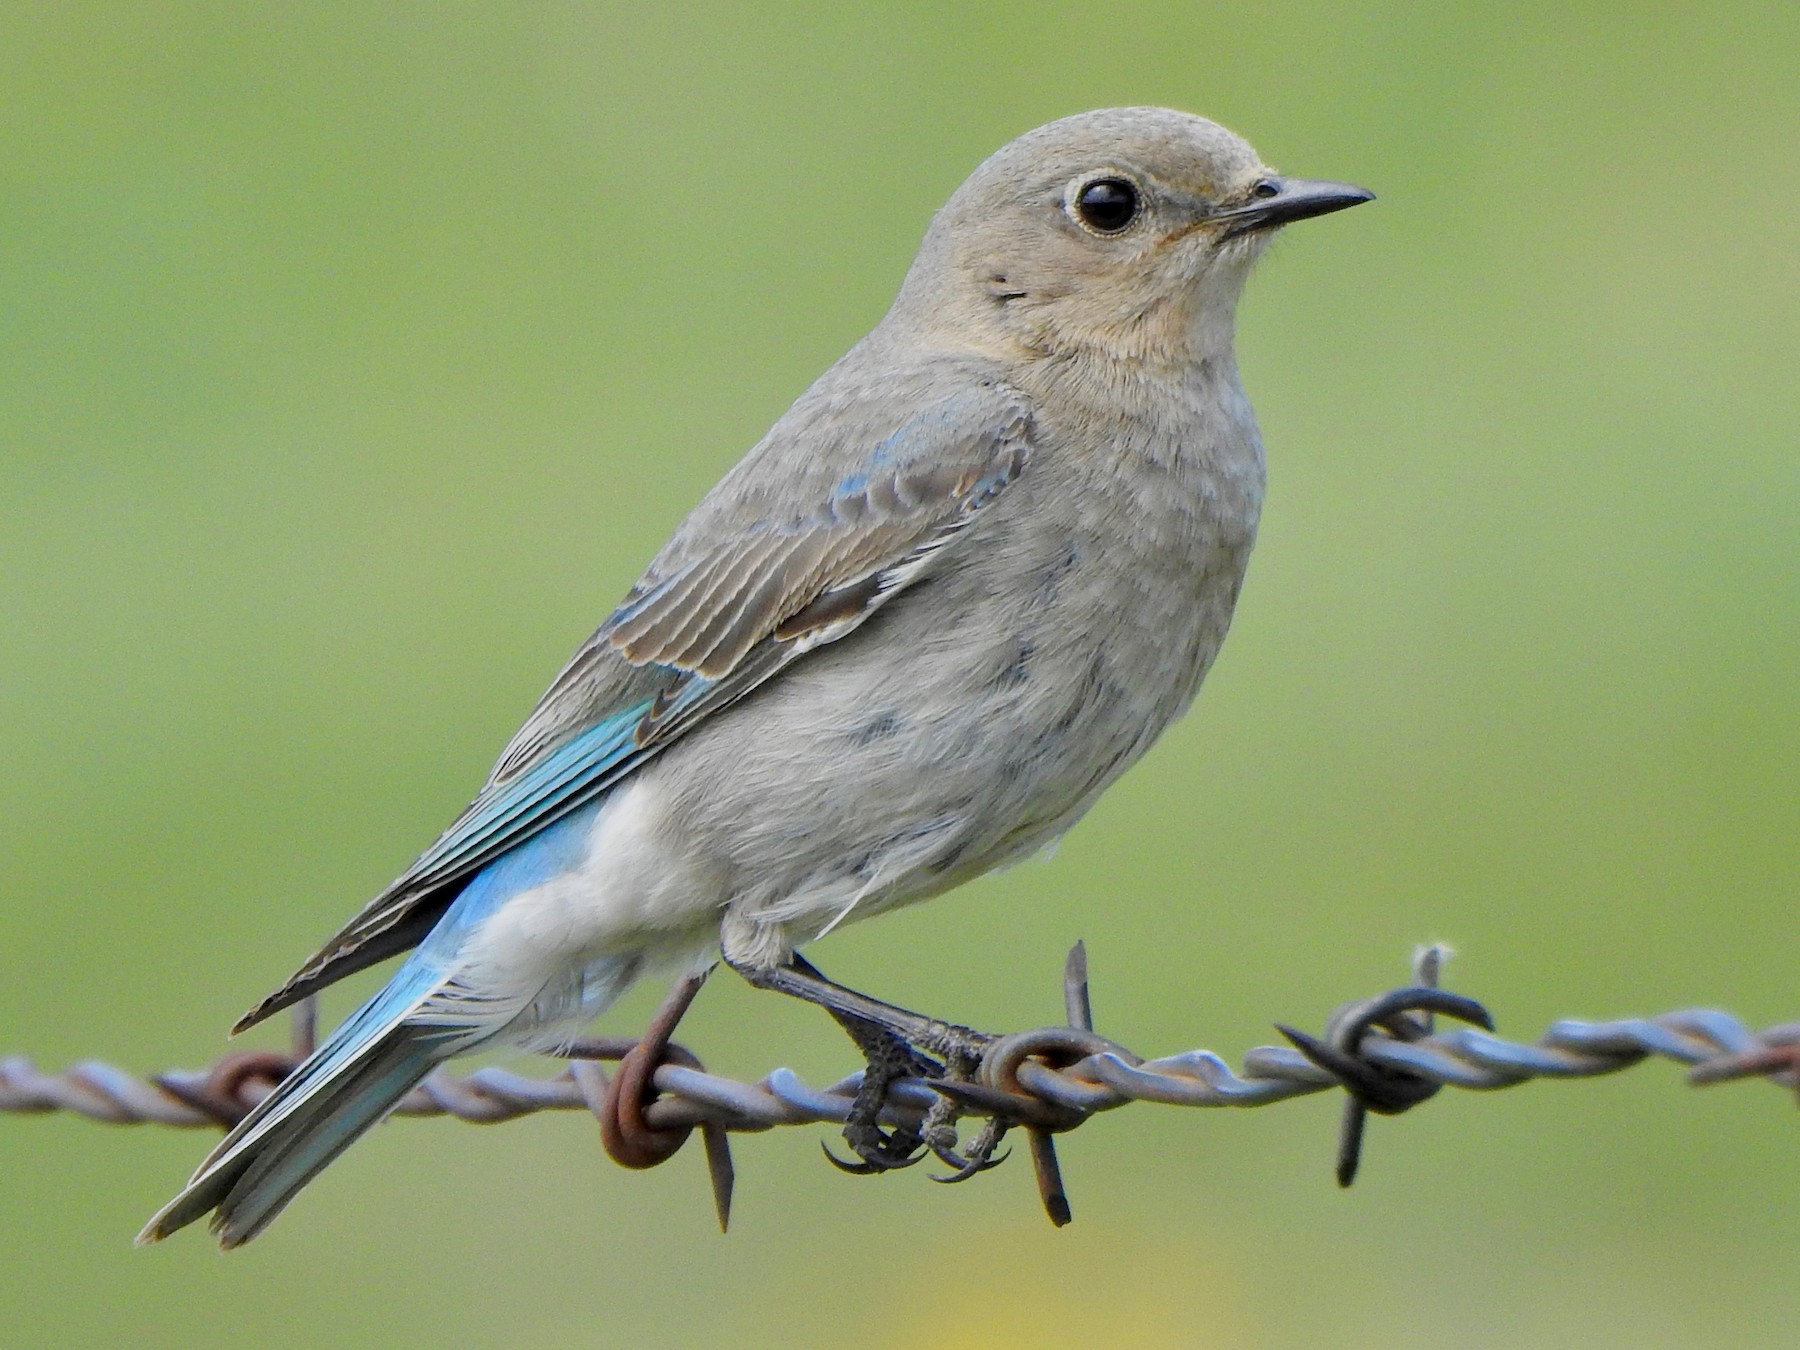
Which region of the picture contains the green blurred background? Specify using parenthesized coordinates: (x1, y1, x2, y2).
(3, 3, 1797, 1346)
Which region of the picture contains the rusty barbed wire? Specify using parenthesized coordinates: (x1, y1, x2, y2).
(5, 945, 1797, 1228)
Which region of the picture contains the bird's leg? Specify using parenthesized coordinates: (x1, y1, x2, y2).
(727, 952, 996, 1172)
(729, 952, 995, 1065)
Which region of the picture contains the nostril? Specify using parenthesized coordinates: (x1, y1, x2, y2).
(985, 272, 1027, 303)
(1251, 178, 1281, 200)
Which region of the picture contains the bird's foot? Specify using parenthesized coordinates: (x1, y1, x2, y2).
(835, 1015, 1013, 1177)
(727, 950, 1006, 1174)
(821, 1012, 936, 1173)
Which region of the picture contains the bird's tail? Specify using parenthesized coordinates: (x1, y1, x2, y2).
(141, 802, 650, 1248)
(140, 938, 648, 1248)
(137, 965, 464, 1249)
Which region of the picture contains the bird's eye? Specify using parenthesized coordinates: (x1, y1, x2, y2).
(1250, 178, 1281, 200)
(1072, 178, 1139, 233)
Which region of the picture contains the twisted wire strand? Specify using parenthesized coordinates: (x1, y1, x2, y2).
(6, 955, 1795, 1134)
(7, 946, 1799, 1229)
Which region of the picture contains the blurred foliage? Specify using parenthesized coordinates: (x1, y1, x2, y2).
(2, 3, 1797, 1346)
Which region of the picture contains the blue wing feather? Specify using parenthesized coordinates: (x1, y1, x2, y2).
(399, 697, 661, 889)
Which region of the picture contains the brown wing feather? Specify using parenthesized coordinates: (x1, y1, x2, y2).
(233, 391, 1031, 1034)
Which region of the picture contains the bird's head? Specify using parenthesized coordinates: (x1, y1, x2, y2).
(894, 107, 1372, 367)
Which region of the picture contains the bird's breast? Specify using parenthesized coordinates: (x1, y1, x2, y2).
(1007, 370, 1265, 713)
(865, 389, 1265, 866)
(650, 368, 1266, 940)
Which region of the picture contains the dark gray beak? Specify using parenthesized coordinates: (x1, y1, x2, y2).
(1219, 176, 1374, 237)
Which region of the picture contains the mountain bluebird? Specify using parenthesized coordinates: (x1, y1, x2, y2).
(142, 106, 1370, 1247)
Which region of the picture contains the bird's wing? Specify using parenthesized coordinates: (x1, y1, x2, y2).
(234, 383, 1032, 1032)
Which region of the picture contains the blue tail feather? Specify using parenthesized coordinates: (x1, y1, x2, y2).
(140, 799, 628, 1248)
(209, 1028, 449, 1247)
(136, 967, 458, 1246)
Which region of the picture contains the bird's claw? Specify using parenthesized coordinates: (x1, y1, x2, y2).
(821, 1135, 924, 1174)
(929, 1116, 1012, 1183)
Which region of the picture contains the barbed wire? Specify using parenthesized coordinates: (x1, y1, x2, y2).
(4, 945, 1796, 1230)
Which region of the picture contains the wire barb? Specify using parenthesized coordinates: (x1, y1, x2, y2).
(6, 946, 1799, 1231)
(1275, 945, 1493, 1185)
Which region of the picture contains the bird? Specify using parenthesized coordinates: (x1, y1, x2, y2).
(139, 106, 1371, 1247)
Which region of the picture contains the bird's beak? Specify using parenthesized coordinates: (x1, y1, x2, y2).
(1218, 177, 1374, 237)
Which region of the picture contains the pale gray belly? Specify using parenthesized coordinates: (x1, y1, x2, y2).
(643, 493, 1254, 961)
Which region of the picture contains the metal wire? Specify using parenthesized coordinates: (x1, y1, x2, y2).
(5, 946, 1796, 1227)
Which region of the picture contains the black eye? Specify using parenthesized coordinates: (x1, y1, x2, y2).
(1251, 178, 1281, 200)
(1074, 178, 1139, 233)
